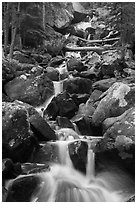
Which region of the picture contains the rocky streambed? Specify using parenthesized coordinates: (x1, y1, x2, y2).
(2, 3, 135, 202)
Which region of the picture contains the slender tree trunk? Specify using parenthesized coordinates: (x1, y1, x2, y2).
(3, 3, 10, 57)
(9, 3, 20, 59)
(42, 2, 46, 46)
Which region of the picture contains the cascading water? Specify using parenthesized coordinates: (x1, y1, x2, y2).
(6, 137, 134, 202)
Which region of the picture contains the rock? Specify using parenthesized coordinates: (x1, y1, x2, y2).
(71, 2, 89, 24)
(44, 2, 73, 29)
(2, 158, 22, 180)
(45, 91, 78, 119)
(67, 58, 85, 72)
(13, 51, 36, 64)
(21, 163, 50, 174)
(68, 140, 88, 174)
(71, 93, 90, 106)
(6, 174, 42, 202)
(5, 73, 54, 107)
(103, 107, 135, 141)
(2, 93, 11, 102)
(92, 82, 135, 127)
(95, 108, 135, 173)
(48, 56, 64, 67)
(29, 143, 58, 164)
(44, 25, 66, 56)
(63, 77, 92, 94)
(2, 102, 38, 162)
(2, 187, 8, 202)
(92, 78, 117, 92)
(30, 53, 44, 64)
(2, 58, 16, 85)
(101, 51, 127, 77)
(45, 67, 59, 81)
(56, 116, 75, 130)
(14, 100, 57, 142)
(87, 89, 103, 104)
(56, 128, 79, 140)
(41, 53, 52, 65)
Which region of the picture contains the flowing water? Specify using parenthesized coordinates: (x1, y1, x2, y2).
(29, 139, 127, 202)
(14, 73, 134, 202)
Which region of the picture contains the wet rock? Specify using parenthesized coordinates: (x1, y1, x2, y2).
(2, 187, 8, 202)
(2, 158, 22, 180)
(67, 58, 85, 72)
(2, 102, 38, 162)
(56, 116, 75, 130)
(14, 100, 57, 142)
(21, 163, 50, 174)
(48, 56, 64, 67)
(6, 174, 42, 202)
(68, 140, 88, 174)
(45, 91, 78, 119)
(92, 82, 135, 127)
(4, 73, 54, 107)
(72, 103, 95, 135)
(13, 51, 36, 64)
(30, 143, 58, 164)
(92, 78, 117, 92)
(56, 128, 79, 140)
(45, 67, 59, 81)
(63, 77, 92, 94)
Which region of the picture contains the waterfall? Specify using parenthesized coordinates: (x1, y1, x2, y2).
(53, 81, 63, 96)
(6, 137, 132, 202)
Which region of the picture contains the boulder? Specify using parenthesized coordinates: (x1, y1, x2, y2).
(92, 78, 117, 92)
(6, 175, 42, 202)
(14, 100, 57, 142)
(45, 67, 59, 81)
(103, 107, 135, 141)
(2, 158, 22, 180)
(13, 51, 36, 64)
(45, 91, 78, 119)
(56, 116, 75, 130)
(67, 58, 85, 72)
(95, 108, 135, 173)
(101, 50, 127, 77)
(48, 56, 64, 67)
(2, 102, 38, 162)
(71, 93, 90, 106)
(4, 73, 54, 107)
(68, 140, 88, 174)
(56, 128, 79, 141)
(92, 82, 135, 127)
(29, 142, 59, 164)
(63, 77, 92, 94)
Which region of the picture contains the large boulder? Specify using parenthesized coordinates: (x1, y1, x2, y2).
(68, 140, 88, 174)
(92, 82, 135, 127)
(4, 73, 54, 107)
(45, 91, 78, 119)
(63, 77, 92, 94)
(2, 102, 38, 162)
(45, 67, 59, 81)
(92, 78, 117, 92)
(95, 108, 135, 173)
(67, 58, 85, 72)
(14, 100, 57, 142)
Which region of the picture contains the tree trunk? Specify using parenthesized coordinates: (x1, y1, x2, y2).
(3, 3, 10, 56)
(9, 2, 20, 59)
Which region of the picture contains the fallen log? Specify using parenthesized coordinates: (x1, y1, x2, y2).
(77, 37, 120, 44)
(64, 45, 110, 55)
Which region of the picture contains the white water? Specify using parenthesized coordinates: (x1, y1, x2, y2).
(6, 137, 134, 202)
